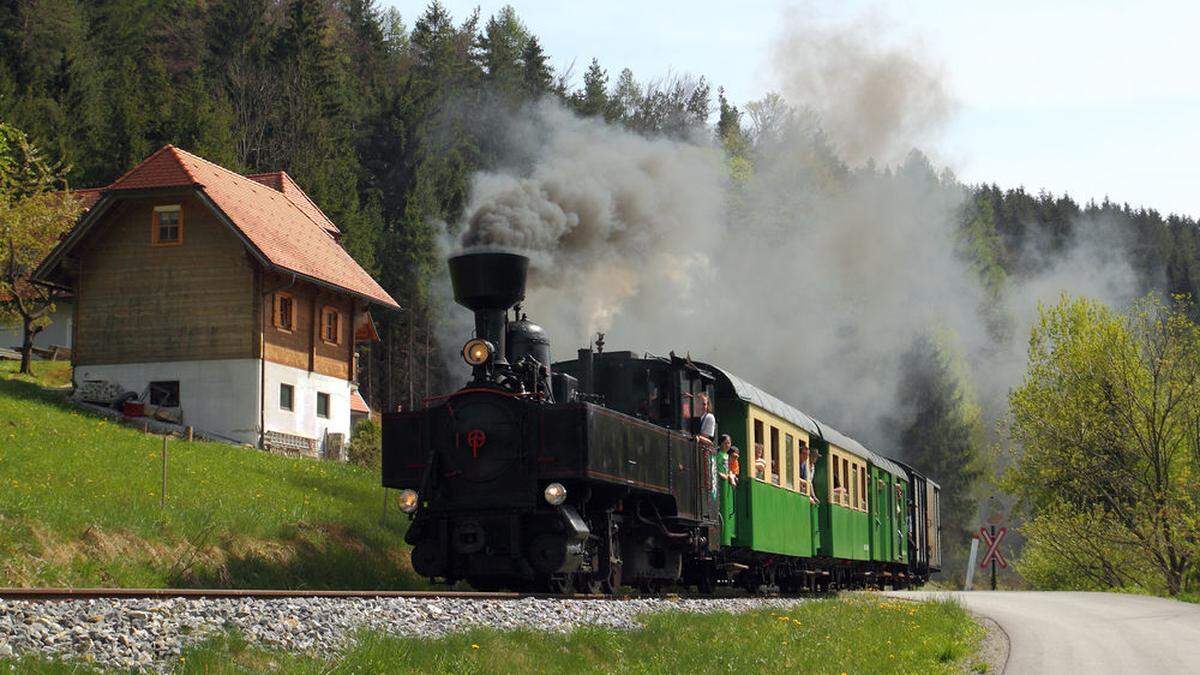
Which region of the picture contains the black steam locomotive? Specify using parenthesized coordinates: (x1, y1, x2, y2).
(381, 251, 942, 593)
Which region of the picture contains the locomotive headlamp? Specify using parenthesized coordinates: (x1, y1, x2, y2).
(543, 482, 567, 506)
(397, 489, 420, 514)
(462, 338, 494, 366)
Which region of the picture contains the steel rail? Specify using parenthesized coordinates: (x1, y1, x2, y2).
(0, 588, 613, 602)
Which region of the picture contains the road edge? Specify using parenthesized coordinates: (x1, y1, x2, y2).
(967, 612, 1011, 675)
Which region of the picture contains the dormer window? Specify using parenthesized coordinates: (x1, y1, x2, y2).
(152, 205, 182, 246)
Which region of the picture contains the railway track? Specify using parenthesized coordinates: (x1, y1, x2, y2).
(0, 587, 617, 602)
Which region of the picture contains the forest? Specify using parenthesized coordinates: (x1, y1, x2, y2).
(2, 0, 1197, 592)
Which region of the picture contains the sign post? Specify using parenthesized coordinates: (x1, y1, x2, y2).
(964, 536, 979, 590)
(979, 526, 1008, 590)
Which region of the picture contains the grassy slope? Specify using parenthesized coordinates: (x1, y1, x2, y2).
(0, 361, 416, 589)
(3, 597, 987, 674)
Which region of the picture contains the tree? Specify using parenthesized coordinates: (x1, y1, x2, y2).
(520, 35, 552, 98)
(716, 86, 750, 157)
(0, 124, 82, 374)
(573, 58, 608, 118)
(476, 5, 528, 100)
(1004, 294, 1200, 595)
(890, 332, 986, 569)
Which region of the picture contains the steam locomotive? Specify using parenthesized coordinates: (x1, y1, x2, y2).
(382, 251, 941, 593)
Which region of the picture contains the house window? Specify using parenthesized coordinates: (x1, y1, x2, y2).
(321, 306, 341, 345)
(148, 381, 180, 407)
(151, 205, 182, 246)
(274, 292, 295, 332)
(280, 383, 294, 411)
(316, 392, 330, 419)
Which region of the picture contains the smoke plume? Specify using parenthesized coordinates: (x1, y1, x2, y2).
(446, 8, 1149, 455)
(770, 7, 955, 166)
(455, 101, 725, 343)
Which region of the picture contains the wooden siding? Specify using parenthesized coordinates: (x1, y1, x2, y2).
(261, 271, 354, 380)
(73, 194, 257, 365)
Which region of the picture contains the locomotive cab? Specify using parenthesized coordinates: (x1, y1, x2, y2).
(554, 351, 715, 434)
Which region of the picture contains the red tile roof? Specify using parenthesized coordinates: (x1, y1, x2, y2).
(100, 146, 397, 309)
(245, 171, 339, 235)
(350, 389, 371, 415)
(72, 188, 104, 212)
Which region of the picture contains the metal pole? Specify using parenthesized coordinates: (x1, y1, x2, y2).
(990, 524, 997, 591)
(160, 435, 168, 508)
(965, 537, 979, 591)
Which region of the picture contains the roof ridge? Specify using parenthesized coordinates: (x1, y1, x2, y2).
(105, 145, 177, 188)
(169, 146, 262, 187)
(276, 171, 338, 232)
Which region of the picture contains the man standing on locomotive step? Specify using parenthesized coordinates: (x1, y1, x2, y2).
(697, 393, 717, 449)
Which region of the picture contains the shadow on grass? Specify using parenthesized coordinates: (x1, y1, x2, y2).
(173, 521, 424, 591)
(0, 377, 79, 412)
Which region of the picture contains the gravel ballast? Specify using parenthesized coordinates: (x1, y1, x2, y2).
(0, 595, 806, 671)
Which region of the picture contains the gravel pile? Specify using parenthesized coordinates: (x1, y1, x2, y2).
(0, 595, 805, 671)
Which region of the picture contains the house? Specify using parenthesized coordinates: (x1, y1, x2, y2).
(34, 146, 399, 454)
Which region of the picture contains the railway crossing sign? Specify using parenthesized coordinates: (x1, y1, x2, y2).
(980, 526, 1008, 569)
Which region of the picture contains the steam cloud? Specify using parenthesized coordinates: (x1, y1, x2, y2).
(448, 9, 1150, 453)
(456, 101, 724, 340)
(770, 8, 955, 166)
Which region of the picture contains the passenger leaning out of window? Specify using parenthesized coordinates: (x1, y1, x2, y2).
(696, 393, 717, 450)
(716, 434, 738, 486)
(798, 440, 818, 503)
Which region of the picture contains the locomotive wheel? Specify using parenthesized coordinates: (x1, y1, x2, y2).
(575, 573, 604, 595)
(545, 574, 574, 595)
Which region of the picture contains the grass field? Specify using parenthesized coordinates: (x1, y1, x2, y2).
(0, 596, 987, 673)
(0, 361, 416, 589)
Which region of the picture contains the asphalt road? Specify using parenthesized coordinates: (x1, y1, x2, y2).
(888, 591, 1200, 674)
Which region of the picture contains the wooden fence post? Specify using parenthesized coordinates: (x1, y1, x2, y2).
(161, 435, 168, 508)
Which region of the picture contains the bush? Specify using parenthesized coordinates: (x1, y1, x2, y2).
(347, 418, 382, 468)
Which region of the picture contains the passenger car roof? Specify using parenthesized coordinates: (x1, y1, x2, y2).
(698, 362, 907, 478)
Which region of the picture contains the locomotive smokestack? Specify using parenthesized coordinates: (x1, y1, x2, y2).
(448, 252, 530, 368)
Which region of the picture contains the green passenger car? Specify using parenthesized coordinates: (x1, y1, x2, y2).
(703, 364, 913, 587)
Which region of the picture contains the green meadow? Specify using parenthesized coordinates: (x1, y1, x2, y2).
(0, 361, 416, 589)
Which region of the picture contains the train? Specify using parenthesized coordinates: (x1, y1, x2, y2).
(381, 251, 941, 593)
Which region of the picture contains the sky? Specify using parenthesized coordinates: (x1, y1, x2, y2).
(389, 1, 1200, 218)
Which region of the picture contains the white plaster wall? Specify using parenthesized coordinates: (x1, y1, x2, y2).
(1, 304, 73, 350)
(73, 359, 263, 445)
(263, 361, 352, 443)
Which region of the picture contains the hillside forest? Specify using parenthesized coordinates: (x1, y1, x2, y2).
(1, 0, 1197, 595)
